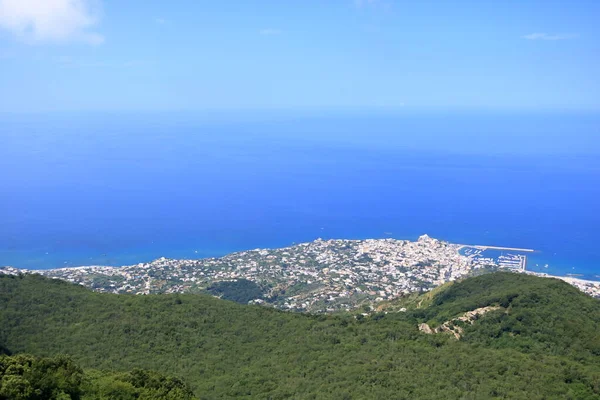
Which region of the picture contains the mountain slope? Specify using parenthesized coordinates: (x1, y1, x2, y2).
(1, 273, 599, 399)
(415, 272, 600, 359)
(0, 353, 195, 399)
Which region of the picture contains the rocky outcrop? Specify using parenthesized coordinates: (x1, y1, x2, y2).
(418, 323, 434, 334)
(419, 306, 503, 339)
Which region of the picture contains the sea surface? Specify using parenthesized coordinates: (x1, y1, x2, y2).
(1, 111, 599, 280)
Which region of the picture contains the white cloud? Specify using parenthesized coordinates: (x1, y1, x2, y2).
(155, 17, 167, 25)
(522, 33, 578, 41)
(259, 28, 281, 36)
(0, 0, 103, 45)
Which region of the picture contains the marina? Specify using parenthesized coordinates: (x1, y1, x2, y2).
(497, 254, 527, 271)
(460, 244, 532, 272)
(459, 244, 535, 253)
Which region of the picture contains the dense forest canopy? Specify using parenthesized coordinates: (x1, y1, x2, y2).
(1, 273, 599, 399)
(205, 278, 265, 304)
(0, 353, 195, 400)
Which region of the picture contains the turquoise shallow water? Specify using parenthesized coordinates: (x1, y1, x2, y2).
(1, 111, 599, 280)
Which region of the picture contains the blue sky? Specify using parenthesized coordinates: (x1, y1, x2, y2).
(0, 0, 598, 112)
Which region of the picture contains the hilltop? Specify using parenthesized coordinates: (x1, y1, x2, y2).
(3, 235, 599, 313)
(1, 272, 600, 399)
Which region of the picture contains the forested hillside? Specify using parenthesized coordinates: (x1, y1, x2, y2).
(1, 273, 599, 399)
(0, 353, 194, 399)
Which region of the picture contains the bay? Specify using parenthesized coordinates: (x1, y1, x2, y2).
(1, 111, 599, 280)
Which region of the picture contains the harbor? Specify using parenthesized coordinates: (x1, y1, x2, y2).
(459, 244, 535, 253)
(459, 244, 533, 272)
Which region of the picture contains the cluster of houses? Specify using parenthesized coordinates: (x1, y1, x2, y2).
(2, 234, 598, 312)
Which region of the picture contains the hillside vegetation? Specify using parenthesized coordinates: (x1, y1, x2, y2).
(0, 353, 194, 399)
(1, 272, 599, 399)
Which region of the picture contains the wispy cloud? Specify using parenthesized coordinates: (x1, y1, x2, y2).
(259, 28, 281, 36)
(522, 33, 579, 41)
(155, 17, 168, 25)
(0, 0, 103, 45)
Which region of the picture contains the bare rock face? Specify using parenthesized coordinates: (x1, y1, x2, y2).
(437, 324, 463, 340)
(419, 306, 504, 340)
(457, 306, 501, 323)
(418, 323, 434, 334)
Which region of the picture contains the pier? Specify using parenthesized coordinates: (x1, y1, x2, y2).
(459, 244, 535, 253)
(459, 244, 534, 272)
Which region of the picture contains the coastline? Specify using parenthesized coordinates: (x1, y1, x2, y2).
(2, 236, 599, 303)
(3, 237, 599, 284)
(527, 272, 600, 287)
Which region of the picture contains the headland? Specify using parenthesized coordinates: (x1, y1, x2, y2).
(2, 235, 598, 313)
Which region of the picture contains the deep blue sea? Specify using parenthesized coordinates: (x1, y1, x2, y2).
(1, 111, 599, 280)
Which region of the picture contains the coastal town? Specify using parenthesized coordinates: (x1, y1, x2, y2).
(2, 235, 599, 313)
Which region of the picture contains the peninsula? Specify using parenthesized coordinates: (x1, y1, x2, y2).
(2, 235, 599, 313)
